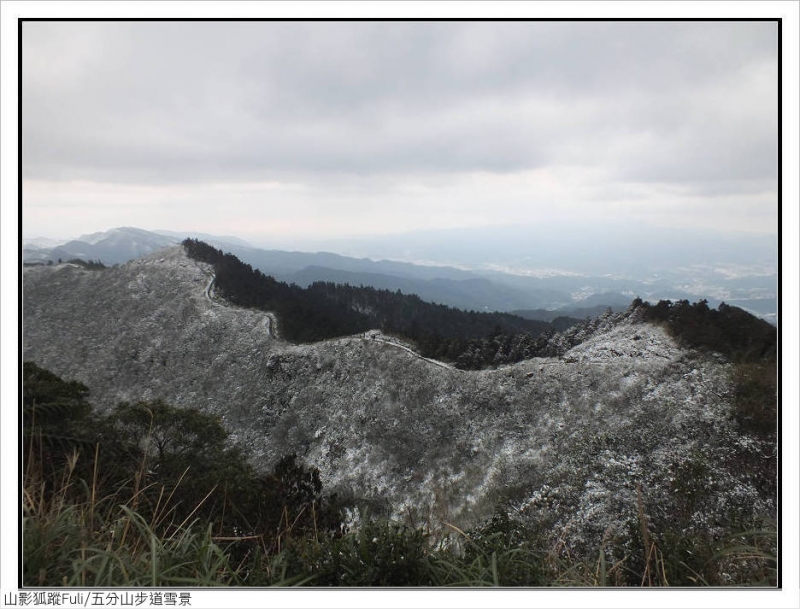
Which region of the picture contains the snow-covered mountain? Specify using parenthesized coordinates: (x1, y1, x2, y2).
(23, 227, 180, 264)
(21, 227, 251, 266)
(22, 247, 776, 559)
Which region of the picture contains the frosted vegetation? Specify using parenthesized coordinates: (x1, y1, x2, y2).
(22, 246, 777, 585)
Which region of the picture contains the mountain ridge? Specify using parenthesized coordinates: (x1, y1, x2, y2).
(27, 226, 777, 320)
(22, 247, 776, 553)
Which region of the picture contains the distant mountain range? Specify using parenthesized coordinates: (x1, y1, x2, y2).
(22, 227, 249, 266)
(22, 226, 777, 322)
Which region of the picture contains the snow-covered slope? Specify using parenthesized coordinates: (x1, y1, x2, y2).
(22, 247, 775, 558)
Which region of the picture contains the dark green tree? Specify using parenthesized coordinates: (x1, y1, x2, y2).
(22, 362, 94, 481)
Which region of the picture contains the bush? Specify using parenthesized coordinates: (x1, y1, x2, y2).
(456, 512, 549, 586)
(277, 521, 435, 586)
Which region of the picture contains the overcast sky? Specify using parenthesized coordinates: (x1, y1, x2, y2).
(22, 20, 778, 246)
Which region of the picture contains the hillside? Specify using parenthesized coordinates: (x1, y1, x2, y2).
(182, 238, 565, 368)
(22, 246, 777, 569)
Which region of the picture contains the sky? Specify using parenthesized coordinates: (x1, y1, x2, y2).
(21, 19, 779, 247)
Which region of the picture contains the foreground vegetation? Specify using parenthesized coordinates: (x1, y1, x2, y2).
(23, 362, 776, 587)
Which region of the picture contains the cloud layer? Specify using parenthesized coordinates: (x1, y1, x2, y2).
(22, 20, 778, 240)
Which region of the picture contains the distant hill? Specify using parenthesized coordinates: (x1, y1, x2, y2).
(284, 265, 542, 313)
(23, 227, 180, 265)
(514, 292, 632, 320)
(514, 306, 617, 322)
(21, 227, 253, 266)
(22, 228, 570, 312)
(21, 226, 776, 323)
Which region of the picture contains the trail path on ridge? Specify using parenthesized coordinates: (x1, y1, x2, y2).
(203, 273, 278, 338)
(202, 271, 457, 372)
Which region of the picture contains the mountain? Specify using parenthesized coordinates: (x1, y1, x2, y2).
(271, 266, 537, 313)
(513, 292, 634, 322)
(22, 236, 63, 248)
(22, 245, 776, 560)
(23, 227, 180, 265)
(22, 228, 574, 311)
(21, 227, 253, 266)
(199, 245, 552, 312)
(514, 306, 618, 323)
(181, 238, 565, 368)
(297, 223, 778, 320)
(22, 226, 777, 323)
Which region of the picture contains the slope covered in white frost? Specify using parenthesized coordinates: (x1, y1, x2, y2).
(22, 247, 775, 562)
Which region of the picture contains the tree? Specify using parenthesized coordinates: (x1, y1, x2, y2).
(113, 400, 228, 467)
(109, 400, 234, 517)
(23, 362, 91, 423)
(22, 362, 99, 497)
(22, 362, 92, 454)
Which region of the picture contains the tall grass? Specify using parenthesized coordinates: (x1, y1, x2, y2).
(22, 414, 776, 587)
(22, 445, 244, 587)
(23, 449, 778, 587)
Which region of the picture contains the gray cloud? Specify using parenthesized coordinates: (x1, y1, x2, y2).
(23, 21, 777, 180)
(21, 20, 778, 241)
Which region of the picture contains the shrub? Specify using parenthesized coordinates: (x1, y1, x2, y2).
(276, 521, 435, 586)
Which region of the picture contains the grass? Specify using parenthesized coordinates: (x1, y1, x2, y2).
(23, 451, 778, 587)
(22, 406, 777, 588)
(23, 447, 243, 587)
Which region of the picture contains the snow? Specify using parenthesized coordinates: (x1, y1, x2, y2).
(22, 246, 776, 560)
